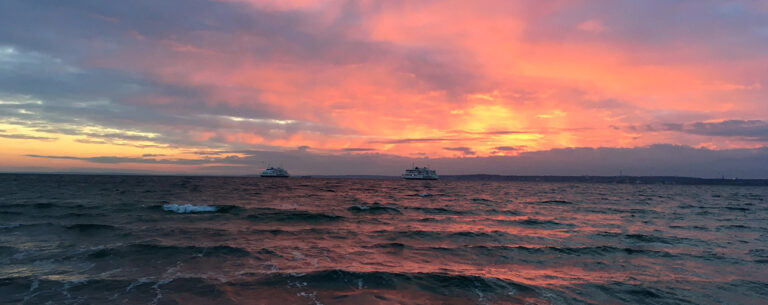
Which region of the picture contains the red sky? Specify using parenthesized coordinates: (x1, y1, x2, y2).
(0, 0, 767, 176)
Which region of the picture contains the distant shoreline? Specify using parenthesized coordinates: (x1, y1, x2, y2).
(2, 172, 767, 186)
(440, 175, 768, 186)
(308, 174, 768, 186)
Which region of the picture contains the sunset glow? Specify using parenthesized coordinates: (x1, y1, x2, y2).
(1, 1, 767, 175)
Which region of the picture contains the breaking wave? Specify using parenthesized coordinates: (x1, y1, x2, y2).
(162, 204, 219, 213)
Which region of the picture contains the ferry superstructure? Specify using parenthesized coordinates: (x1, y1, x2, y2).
(402, 166, 438, 180)
(260, 167, 290, 177)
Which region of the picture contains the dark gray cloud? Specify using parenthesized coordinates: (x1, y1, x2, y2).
(682, 120, 768, 140)
(193, 151, 228, 155)
(74, 139, 108, 145)
(25, 154, 244, 165)
(370, 137, 475, 144)
(443, 147, 476, 156)
(0, 133, 57, 141)
(342, 148, 377, 152)
(73, 138, 170, 149)
(494, 146, 523, 151)
(626, 120, 768, 142)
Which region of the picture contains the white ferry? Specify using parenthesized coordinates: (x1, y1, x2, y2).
(402, 166, 438, 180)
(260, 167, 290, 177)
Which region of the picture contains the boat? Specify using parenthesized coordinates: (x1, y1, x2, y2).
(260, 166, 290, 177)
(402, 166, 438, 180)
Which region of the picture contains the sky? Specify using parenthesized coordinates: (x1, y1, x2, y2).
(1, 0, 767, 177)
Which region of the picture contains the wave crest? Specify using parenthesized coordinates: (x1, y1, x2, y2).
(162, 204, 219, 213)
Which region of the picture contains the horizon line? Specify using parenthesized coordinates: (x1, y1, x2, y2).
(2, 171, 767, 181)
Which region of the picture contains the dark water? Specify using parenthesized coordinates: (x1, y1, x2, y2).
(1, 174, 767, 304)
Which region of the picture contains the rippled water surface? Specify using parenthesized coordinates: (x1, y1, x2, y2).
(1, 174, 767, 304)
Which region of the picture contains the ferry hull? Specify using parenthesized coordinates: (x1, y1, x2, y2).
(402, 176, 438, 180)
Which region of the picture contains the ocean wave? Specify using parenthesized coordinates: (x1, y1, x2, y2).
(723, 206, 750, 212)
(715, 224, 754, 231)
(364, 242, 407, 249)
(347, 204, 402, 214)
(60, 212, 108, 218)
(498, 218, 576, 228)
(65, 223, 117, 232)
(3, 175, 766, 305)
(32, 203, 58, 209)
(416, 217, 443, 222)
(749, 248, 768, 260)
(372, 230, 513, 242)
(526, 200, 573, 205)
(409, 207, 471, 215)
(361, 243, 680, 259)
(0, 223, 57, 231)
(162, 204, 219, 213)
(468, 245, 677, 258)
(248, 228, 341, 236)
(563, 281, 708, 304)
(246, 211, 344, 222)
(470, 197, 494, 203)
(0, 202, 69, 209)
(0, 272, 544, 305)
(669, 225, 709, 231)
(0, 223, 122, 237)
(86, 243, 251, 259)
(624, 233, 680, 244)
(257, 269, 541, 300)
(407, 193, 434, 197)
(0, 276, 226, 304)
(0, 245, 18, 259)
(483, 209, 522, 216)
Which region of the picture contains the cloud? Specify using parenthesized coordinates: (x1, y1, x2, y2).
(75, 139, 108, 145)
(342, 148, 376, 152)
(0, 133, 57, 141)
(0, 0, 370, 150)
(73, 138, 170, 149)
(577, 19, 605, 33)
(521, 0, 768, 59)
(626, 120, 768, 142)
(0, 0, 767, 164)
(370, 138, 475, 144)
(193, 151, 228, 155)
(25, 154, 244, 165)
(451, 130, 527, 135)
(681, 120, 768, 141)
(494, 146, 523, 151)
(443, 146, 476, 156)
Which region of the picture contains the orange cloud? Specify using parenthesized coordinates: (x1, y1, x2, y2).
(1, 0, 767, 172)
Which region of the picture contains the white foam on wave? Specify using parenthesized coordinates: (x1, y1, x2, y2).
(162, 204, 218, 213)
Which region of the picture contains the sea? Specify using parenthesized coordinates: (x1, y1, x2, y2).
(1, 174, 766, 304)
